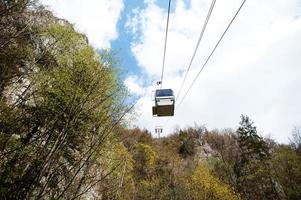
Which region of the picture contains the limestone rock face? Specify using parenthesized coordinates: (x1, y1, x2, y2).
(195, 141, 219, 163)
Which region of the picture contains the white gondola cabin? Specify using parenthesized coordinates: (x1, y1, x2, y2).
(152, 89, 175, 117)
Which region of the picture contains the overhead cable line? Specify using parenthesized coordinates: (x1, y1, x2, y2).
(160, 0, 172, 88)
(176, 0, 216, 100)
(162, 0, 216, 130)
(176, 0, 247, 110)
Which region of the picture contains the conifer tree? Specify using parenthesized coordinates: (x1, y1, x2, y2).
(235, 115, 282, 200)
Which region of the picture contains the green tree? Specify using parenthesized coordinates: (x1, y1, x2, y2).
(133, 143, 157, 180)
(0, 3, 131, 198)
(272, 146, 301, 200)
(178, 130, 196, 158)
(234, 115, 282, 200)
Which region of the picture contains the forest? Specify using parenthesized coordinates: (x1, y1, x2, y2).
(1, 1, 301, 199)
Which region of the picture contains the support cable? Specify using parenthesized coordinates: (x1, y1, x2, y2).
(176, 0, 216, 100)
(177, 0, 247, 110)
(160, 0, 172, 88)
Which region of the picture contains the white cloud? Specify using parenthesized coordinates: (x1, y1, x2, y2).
(126, 0, 301, 143)
(41, 0, 124, 49)
(124, 75, 145, 96)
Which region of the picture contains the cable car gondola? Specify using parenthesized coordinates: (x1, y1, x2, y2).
(152, 89, 175, 117)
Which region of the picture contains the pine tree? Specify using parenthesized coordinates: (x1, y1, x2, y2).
(237, 115, 270, 165)
(235, 115, 283, 200)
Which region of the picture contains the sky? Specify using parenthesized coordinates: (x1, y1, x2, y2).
(41, 0, 301, 143)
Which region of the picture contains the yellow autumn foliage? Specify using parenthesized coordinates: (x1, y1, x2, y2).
(189, 164, 240, 200)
